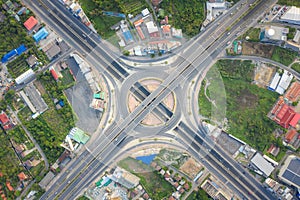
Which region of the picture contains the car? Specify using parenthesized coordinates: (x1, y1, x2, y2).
(227, 41, 231, 45)
(227, 32, 231, 35)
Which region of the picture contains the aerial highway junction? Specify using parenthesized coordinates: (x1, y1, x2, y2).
(22, 0, 278, 199)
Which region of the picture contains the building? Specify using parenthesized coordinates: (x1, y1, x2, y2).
(0, 111, 9, 125)
(285, 81, 300, 102)
(280, 6, 300, 25)
(162, 25, 171, 38)
(146, 21, 159, 37)
(171, 27, 182, 38)
(206, 0, 226, 22)
(275, 70, 293, 94)
(201, 177, 231, 199)
(33, 27, 49, 43)
(23, 83, 48, 114)
(17, 172, 28, 181)
(45, 43, 61, 60)
(278, 155, 300, 188)
(19, 90, 36, 113)
(26, 55, 38, 67)
(141, 8, 150, 17)
(50, 68, 59, 81)
(293, 30, 300, 44)
(250, 153, 275, 177)
(1, 44, 27, 63)
(39, 171, 55, 189)
(284, 129, 300, 150)
(270, 99, 299, 129)
(15, 69, 35, 85)
(24, 16, 38, 31)
(68, 127, 90, 144)
(109, 167, 140, 189)
(260, 26, 288, 43)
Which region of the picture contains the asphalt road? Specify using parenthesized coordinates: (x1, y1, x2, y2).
(24, 0, 280, 199)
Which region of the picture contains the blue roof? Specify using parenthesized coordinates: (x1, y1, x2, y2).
(33, 27, 49, 42)
(1, 44, 27, 63)
(58, 100, 65, 107)
(123, 31, 133, 42)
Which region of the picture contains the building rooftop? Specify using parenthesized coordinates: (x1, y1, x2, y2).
(251, 153, 274, 177)
(17, 172, 28, 181)
(293, 30, 300, 43)
(68, 127, 90, 144)
(26, 55, 38, 67)
(262, 26, 288, 42)
(285, 81, 300, 102)
(33, 27, 49, 42)
(281, 6, 300, 24)
(110, 166, 140, 189)
(39, 171, 55, 189)
(46, 44, 61, 60)
(24, 16, 38, 31)
(0, 111, 9, 125)
(279, 155, 300, 188)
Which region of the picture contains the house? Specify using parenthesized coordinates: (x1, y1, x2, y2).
(146, 21, 159, 37)
(24, 16, 38, 31)
(0, 111, 9, 125)
(141, 8, 150, 17)
(26, 55, 38, 67)
(267, 144, 280, 157)
(6, 182, 13, 191)
(284, 129, 300, 150)
(162, 25, 171, 38)
(18, 172, 28, 181)
(50, 68, 59, 81)
(143, 193, 149, 199)
(285, 81, 300, 102)
(45, 44, 61, 60)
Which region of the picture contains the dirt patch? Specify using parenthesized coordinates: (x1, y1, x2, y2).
(254, 63, 276, 88)
(179, 158, 202, 179)
(242, 41, 274, 58)
(236, 89, 258, 109)
(34, 80, 46, 95)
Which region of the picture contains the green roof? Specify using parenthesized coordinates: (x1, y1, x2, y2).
(94, 91, 105, 100)
(70, 128, 89, 144)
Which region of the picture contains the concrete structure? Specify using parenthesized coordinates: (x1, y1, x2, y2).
(68, 127, 90, 144)
(284, 129, 300, 150)
(260, 26, 288, 42)
(24, 16, 38, 31)
(145, 21, 159, 37)
(26, 55, 38, 67)
(20, 90, 36, 113)
(293, 30, 300, 44)
(23, 83, 48, 114)
(33, 27, 49, 42)
(206, 0, 226, 22)
(268, 72, 280, 91)
(39, 171, 55, 189)
(109, 167, 140, 189)
(141, 8, 150, 17)
(280, 6, 300, 25)
(278, 155, 300, 188)
(250, 153, 275, 177)
(171, 28, 182, 38)
(275, 70, 293, 95)
(15, 69, 35, 85)
(45, 43, 61, 60)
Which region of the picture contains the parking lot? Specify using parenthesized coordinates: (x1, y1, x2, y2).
(65, 57, 101, 134)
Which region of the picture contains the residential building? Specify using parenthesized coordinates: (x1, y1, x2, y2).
(17, 172, 28, 181)
(141, 8, 150, 17)
(45, 43, 61, 60)
(26, 55, 38, 67)
(285, 81, 300, 102)
(109, 167, 140, 189)
(0, 111, 9, 125)
(280, 6, 300, 25)
(50, 68, 59, 81)
(24, 16, 38, 31)
(33, 27, 49, 43)
(284, 129, 300, 150)
(278, 155, 300, 188)
(171, 28, 182, 38)
(162, 25, 171, 38)
(250, 153, 275, 177)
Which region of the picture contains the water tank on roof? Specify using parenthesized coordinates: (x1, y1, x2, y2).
(267, 28, 275, 36)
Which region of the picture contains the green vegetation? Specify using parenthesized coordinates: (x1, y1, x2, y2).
(79, 0, 149, 38)
(159, 0, 205, 37)
(291, 63, 300, 73)
(287, 26, 296, 40)
(277, 0, 300, 7)
(60, 69, 75, 89)
(77, 196, 90, 200)
(6, 54, 29, 78)
(199, 60, 280, 151)
(240, 28, 260, 42)
(19, 73, 75, 163)
(186, 189, 212, 200)
(118, 157, 174, 199)
(0, 129, 29, 199)
(271, 46, 298, 66)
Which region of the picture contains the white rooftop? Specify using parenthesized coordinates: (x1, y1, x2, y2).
(145, 21, 158, 34)
(293, 30, 300, 43)
(281, 6, 300, 23)
(141, 8, 150, 17)
(251, 153, 274, 177)
(269, 72, 280, 90)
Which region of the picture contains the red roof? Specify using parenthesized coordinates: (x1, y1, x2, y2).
(285, 82, 300, 102)
(290, 113, 300, 127)
(285, 129, 297, 142)
(24, 16, 38, 31)
(50, 69, 59, 81)
(273, 103, 296, 128)
(6, 182, 13, 191)
(0, 112, 9, 125)
(17, 172, 28, 181)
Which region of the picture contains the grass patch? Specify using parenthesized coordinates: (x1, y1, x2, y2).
(186, 189, 212, 200)
(277, 0, 300, 6)
(199, 60, 280, 151)
(198, 81, 211, 119)
(118, 157, 174, 199)
(6, 54, 29, 78)
(240, 28, 261, 42)
(271, 46, 298, 66)
(291, 63, 300, 73)
(60, 69, 75, 89)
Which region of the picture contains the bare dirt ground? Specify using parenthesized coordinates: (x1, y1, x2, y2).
(242, 41, 274, 58)
(179, 158, 202, 179)
(254, 63, 276, 88)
